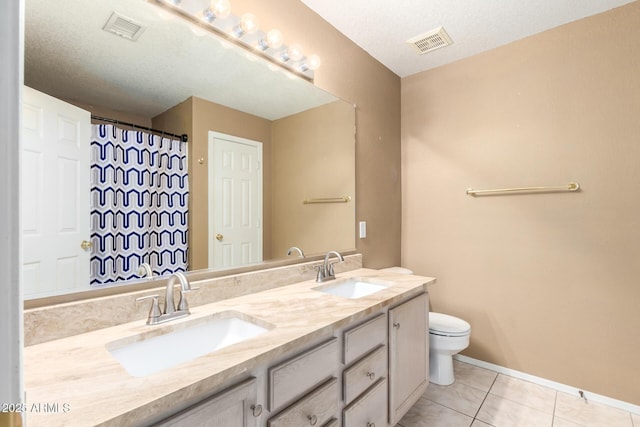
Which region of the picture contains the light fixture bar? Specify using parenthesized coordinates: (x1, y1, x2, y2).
(147, 0, 316, 82)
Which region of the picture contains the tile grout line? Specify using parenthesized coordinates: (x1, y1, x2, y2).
(470, 372, 499, 424)
(486, 373, 560, 420)
(551, 389, 558, 427)
(422, 396, 480, 422)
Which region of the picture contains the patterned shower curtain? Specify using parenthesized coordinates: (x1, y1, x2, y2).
(90, 124, 189, 285)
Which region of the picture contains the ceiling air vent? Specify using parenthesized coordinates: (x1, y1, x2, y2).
(406, 26, 453, 55)
(103, 12, 146, 41)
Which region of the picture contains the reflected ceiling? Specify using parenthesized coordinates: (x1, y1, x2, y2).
(25, 0, 335, 120)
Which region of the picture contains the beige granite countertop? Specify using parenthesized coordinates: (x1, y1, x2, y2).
(24, 268, 435, 426)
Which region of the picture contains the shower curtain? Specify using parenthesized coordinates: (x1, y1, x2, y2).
(90, 124, 189, 285)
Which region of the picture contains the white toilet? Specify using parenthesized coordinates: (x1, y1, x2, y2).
(380, 267, 471, 386)
(429, 312, 471, 385)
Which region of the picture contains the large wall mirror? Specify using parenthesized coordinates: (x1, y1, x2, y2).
(23, 0, 356, 301)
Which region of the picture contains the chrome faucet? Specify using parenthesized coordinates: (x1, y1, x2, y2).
(136, 262, 153, 278)
(316, 250, 344, 283)
(287, 246, 305, 258)
(136, 272, 199, 325)
(164, 272, 191, 315)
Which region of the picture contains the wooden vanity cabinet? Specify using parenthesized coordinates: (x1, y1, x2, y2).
(154, 377, 260, 427)
(154, 291, 429, 427)
(388, 293, 429, 425)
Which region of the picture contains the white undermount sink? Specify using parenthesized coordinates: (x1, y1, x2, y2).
(107, 312, 271, 377)
(313, 278, 391, 299)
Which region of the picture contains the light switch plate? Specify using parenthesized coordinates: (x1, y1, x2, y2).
(359, 221, 367, 239)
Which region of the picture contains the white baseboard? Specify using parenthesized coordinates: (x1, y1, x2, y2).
(454, 354, 640, 415)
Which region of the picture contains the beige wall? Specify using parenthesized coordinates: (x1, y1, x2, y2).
(271, 101, 356, 257)
(65, 99, 152, 128)
(402, 2, 640, 405)
(153, 97, 273, 269)
(234, 0, 402, 268)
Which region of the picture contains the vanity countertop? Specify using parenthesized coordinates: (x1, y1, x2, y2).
(24, 268, 435, 426)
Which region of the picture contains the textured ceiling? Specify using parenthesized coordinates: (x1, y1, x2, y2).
(24, 0, 336, 119)
(301, 0, 636, 77)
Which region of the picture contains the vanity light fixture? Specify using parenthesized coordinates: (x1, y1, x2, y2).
(148, 0, 320, 81)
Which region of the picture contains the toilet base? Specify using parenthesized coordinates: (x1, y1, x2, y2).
(429, 352, 455, 385)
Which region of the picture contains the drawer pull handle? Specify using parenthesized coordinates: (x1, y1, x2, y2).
(308, 414, 318, 425)
(250, 404, 262, 417)
(393, 322, 400, 329)
(367, 423, 376, 427)
(366, 371, 376, 381)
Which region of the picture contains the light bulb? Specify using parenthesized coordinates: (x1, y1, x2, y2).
(258, 29, 284, 51)
(287, 44, 304, 62)
(203, 0, 230, 23)
(307, 54, 321, 70)
(266, 29, 283, 49)
(239, 13, 259, 35)
(211, 0, 231, 18)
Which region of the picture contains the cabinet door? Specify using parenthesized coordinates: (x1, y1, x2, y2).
(388, 293, 428, 425)
(155, 377, 259, 427)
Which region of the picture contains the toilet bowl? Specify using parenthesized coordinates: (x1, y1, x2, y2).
(429, 312, 471, 385)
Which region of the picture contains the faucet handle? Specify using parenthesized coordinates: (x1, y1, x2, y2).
(177, 286, 199, 311)
(327, 262, 337, 277)
(315, 265, 324, 281)
(136, 294, 161, 323)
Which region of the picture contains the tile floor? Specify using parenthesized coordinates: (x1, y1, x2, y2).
(397, 360, 638, 427)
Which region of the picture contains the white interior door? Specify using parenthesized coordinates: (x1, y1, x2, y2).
(208, 132, 263, 269)
(21, 86, 91, 298)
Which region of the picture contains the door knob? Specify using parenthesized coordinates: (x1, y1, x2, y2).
(80, 240, 93, 250)
(216, 234, 224, 241)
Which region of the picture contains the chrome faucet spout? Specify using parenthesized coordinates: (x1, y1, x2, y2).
(164, 272, 190, 315)
(136, 263, 153, 278)
(287, 246, 305, 258)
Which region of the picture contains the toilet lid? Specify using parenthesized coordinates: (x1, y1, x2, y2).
(429, 312, 471, 336)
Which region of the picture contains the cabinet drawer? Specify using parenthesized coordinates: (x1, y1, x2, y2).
(267, 378, 338, 427)
(342, 378, 387, 427)
(343, 313, 386, 365)
(269, 337, 338, 411)
(343, 345, 387, 405)
(155, 377, 257, 427)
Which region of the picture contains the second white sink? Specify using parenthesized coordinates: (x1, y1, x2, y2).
(107, 312, 271, 377)
(313, 278, 390, 299)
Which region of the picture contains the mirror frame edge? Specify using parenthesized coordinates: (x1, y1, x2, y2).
(23, 249, 358, 309)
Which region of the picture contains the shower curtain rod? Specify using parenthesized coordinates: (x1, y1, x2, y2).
(91, 115, 188, 143)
